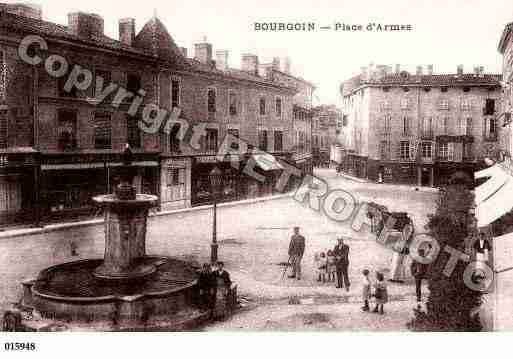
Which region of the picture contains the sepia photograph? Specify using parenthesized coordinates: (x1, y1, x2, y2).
(0, 0, 512, 355)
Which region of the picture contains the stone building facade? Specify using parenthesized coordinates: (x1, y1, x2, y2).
(341, 64, 502, 186)
(499, 23, 513, 161)
(312, 105, 341, 167)
(0, 3, 304, 225)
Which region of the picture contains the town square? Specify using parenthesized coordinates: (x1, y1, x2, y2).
(0, 0, 512, 342)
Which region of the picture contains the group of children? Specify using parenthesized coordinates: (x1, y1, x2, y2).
(313, 250, 337, 282)
(361, 269, 388, 314)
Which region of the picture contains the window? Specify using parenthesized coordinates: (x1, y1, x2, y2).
(57, 110, 77, 151)
(94, 70, 111, 99)
(402, 117, 410, 135)
(274, 131, 283, 151)
(465, 117, 473, 136)
(258, 129, 268, 151)
(229, 91, 237, 116)
(439, 99, 449, 110)
(275, 97, 282, 117)
(463, 87, 471, 93)
(461, 100, 471, 110)
(169, 123, 181, 153)
(439, 142, 454, 161)
(380, 140, 390, 160)
(383, 87, 390, 93)
(399, 141, 410, 160)
(463, 143, 473, 160)
(126, 73, 141, 94)
(205, 128, 218, 152)
(94, 113, 111, 149)
(171, 78, 180, 108)
(342, 115, 348, 127)
(259, 97, 266, 116)
(441, 87, 448, 93)
(166, 168, 184, 187)
(443, 117, 450, 134)
(127, 115, 141, 148)
(0, 50, 5, 101)
(0, 112, 7, 149)
(484, 99, 495, 115)
(207, 88, 216, 114)
(421, 142, 432, 158)
(423, 117, 433, 137)
(227, 128, 240, 150)
(400, 98, 409, 110)
(484, 118, 497, 140)
(383, 115, 391, 133)
(490, 118, 497, 134)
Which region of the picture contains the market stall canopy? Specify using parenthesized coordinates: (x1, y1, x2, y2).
(474, 161, 513, 227)
(252, 153, 284, 171)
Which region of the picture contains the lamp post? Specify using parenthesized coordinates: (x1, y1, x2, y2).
(209, 166, 223, 264)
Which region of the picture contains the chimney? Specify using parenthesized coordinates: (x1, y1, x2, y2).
(242, 54, 259, 76)
(457, 64, 464, 75)
(272, 57, 281, 71)
(215, 50, 229, 71)
(416, 65, 423, 76)
(427, 64, 433, 75)
(3, 3, 42, 20)
(283, 57, 291, 74)
(194, 38, 212, 64)
(68, 12, 104, 38)
(119, 18, 135, 46)
(179, 47, 188, 58)
(474, 66, 480, 75)
(479, 66, 485, 76)
(395, 64, 401, 74)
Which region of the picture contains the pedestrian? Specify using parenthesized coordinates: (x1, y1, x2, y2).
(333, 237, 350, 291)
(197, 263, 215, 310)
(288, 226, 305, 280)
(473, 233, 491, 280)
(314, 252, 326, 282)
(410, 248, 430, 303)
(212, 261, 232, 319)
(361, 269, 371, 312)
(326, 250, 336, 282)
(372, 272, 388, 315)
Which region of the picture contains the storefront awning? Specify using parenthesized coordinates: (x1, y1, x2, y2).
(474, 161, 513, 227)
(252, 153, 283, 171)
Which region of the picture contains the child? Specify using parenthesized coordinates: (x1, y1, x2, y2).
(326, 250, 336, 282)
(314, 252, 327, 282)
(373, 272, 388, 315)
(361, 269, 371, 311)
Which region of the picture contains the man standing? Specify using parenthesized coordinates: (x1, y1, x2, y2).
(410, 249, 429, 303)
(333, 237, 350, 291)
(288, 226, 305, 280)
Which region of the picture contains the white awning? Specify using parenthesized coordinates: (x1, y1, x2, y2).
(252, 153, 283, 171)
(474, 162, 513, 227)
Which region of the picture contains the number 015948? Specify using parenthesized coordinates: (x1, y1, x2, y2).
(4, 342, 36, 351)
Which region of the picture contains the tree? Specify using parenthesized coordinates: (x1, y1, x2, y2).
(408, 184, 482, 331)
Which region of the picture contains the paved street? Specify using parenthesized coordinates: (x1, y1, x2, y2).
(0, 169, 438, 329)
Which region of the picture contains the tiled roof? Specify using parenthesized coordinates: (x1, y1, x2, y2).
(373, 73, 502, 86)
(0, 9, 153, 57)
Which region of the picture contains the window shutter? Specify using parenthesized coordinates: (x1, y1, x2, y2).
(410, 140, 417, 161)
(448, 143, 455, 161)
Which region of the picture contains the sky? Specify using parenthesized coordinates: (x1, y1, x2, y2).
(12, 0, 513, 105)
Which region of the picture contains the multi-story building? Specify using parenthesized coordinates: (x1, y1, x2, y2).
(262, 59, 316, 177)
(340, 64, 502, 186)
(499, 23, 513, 160)
(312, 105, 341, 167)
(0, 3, 303, 225)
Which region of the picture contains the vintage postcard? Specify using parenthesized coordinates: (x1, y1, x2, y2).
(0, 0, 512, 356)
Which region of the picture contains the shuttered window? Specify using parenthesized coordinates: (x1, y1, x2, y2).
(94, 113, 111, 149)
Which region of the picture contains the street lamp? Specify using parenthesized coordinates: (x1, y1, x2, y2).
(209, 165, 223, 263)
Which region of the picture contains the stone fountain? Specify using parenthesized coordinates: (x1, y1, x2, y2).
(11, 146, 207, 331)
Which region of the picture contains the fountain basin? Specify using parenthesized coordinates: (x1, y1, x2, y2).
(23, 256, 199, 323)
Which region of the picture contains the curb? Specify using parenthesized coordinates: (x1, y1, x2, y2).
(0, 192, 294, 240)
